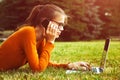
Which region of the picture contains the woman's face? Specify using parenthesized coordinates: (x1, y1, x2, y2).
(51, 14, 65, 38)
(36, 14, 65, 41)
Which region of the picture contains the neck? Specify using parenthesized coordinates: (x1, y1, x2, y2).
(35, 26, 45, 42)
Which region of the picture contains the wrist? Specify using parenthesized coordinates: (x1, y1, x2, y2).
(47, 40, 54, 44)
(46, 37, 55, 44)
(68, 63, 74, 70)
(49, 41, 54, 44)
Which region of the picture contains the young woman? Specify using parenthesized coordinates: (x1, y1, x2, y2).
(0, 4, 91, 72)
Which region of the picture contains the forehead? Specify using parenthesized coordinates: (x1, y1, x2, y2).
(53, 12, 66, 23)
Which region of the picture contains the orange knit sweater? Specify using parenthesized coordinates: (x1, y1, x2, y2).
(0, 26, 68, 71)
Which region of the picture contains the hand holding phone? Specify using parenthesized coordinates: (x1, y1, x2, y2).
(44, 20, 59, 44)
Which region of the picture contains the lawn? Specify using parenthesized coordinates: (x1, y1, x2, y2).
(0, 40, 120, 80)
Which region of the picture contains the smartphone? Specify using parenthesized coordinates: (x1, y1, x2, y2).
(41, 19, 49, 29)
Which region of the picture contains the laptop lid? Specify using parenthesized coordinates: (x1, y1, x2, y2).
(100, 38, 110, 70)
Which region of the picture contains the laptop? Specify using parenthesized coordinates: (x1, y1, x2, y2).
(91, 38, 110, 74)
(66, 38, 110, 74)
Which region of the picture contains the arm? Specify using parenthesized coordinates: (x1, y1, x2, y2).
(22, 27, 54, 72)
(48, 62, 69, 69)
(35, 37, 91, 71)
(48, 61, 91, 71)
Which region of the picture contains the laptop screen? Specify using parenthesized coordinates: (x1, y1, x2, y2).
(100, 38, 110, 70)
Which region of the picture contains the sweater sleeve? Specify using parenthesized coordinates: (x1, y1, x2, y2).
(36, 38, 69, 70)
(22, 27, 54, 72)
(48, 62, 69, 69)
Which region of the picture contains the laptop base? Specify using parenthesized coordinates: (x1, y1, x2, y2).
(91, 67, 103, 74)
(66, 67, 103, 74)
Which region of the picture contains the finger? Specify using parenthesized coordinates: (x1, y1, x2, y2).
(85, 64, 92, 71)
(80, 62, 91, 70)
(79, 66, 87, 71)
(87, 64, 92, 71)
(46, 21, 52, 33)
(52, 25, 58, 36)
(51, 24, 55, 33)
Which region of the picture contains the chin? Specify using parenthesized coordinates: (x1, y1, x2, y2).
(56, 35, 59, 38)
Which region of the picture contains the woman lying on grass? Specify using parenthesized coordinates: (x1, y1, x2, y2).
(0, 4, 91, 72)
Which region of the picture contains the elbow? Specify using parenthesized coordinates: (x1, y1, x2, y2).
(31, 65, 47, 72)
(37, 66, 46, 72)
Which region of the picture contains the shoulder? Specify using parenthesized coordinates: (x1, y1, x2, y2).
(17, 26, 35, 35)
(17, 26, 36, 38)
(19, 26, 35, 32)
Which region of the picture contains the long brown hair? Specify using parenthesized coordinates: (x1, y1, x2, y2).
(25, 4, 67, 27)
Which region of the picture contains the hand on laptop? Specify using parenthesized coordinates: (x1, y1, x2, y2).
(68, 61, 91, 71)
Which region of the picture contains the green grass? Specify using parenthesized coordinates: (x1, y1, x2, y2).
(0, 40, 120, 80)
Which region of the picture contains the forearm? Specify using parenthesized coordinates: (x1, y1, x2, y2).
(35, 42, 54, 71)
(48, 62, 69, 69)
(26, 41, 54, 72)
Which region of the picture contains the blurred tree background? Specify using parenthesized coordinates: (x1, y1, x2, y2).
(0, 0, 120, 41)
